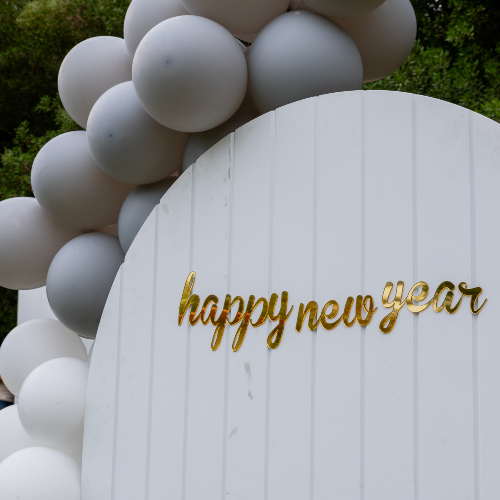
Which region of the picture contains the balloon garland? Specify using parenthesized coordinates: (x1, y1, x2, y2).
(0, 0, 417, 497)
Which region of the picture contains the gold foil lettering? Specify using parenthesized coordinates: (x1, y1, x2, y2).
(380, 281, 406, 334)
(356, 295, 377, 326)
(296, 301, 320, 332)
(458, 282, 487, 314)
(267, 292, 293, 349)
(319, 300, 341, 330)
(178, 272, 200, 326)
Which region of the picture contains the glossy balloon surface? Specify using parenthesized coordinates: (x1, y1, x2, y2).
(46, 233, 125, 338)
(0, 447, 81, 500)
(248, 11, 362, 114)
(32, 131, 134, 230)
(58, 37, 132, 129)
(87, 82, 188, 185)
(125, 0, 188, 57)
(0, 198, 80, 290)
(133, 15, 248, 132)
(0, 319, 87, 397)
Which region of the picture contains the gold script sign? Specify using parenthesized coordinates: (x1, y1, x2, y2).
(178, 272, 487, 351)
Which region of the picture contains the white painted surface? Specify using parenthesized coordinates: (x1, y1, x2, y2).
(83, 91, 500, 500)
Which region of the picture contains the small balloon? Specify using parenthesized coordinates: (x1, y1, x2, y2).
(18, 358, 88, 456)
(301, 0, 386, 18)
(180, 0, 289, 35)
(118, 178, 175, 253)
(133, 15, 248, 132)
(32, 131, 134, 230)
(87, 82, 188, 185)
(0, 447, 81, 500)
(0, 406, 39, 463)
(334, 0, 417, 82)
(124, 0, 188, 58)
(182, 105, 258, 172)
(46, 233, 125, 338)
(248, 11, 362, 114)
(58, 37, 132, 129)
(0, 198, 80, 290)
(0, 319, 87, 397)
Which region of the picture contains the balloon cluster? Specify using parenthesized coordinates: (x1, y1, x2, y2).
(0, 0, 416, 497)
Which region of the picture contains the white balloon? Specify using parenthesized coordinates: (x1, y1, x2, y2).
(0, 198, 80, 290)
(124, 0, 188, 58)
(58, 36, 132, 129)
(87, 344, 94, 364)
(182, 105, 258, 172)
(0, 406, 39, 463)
(248, 11, 362, 114)
(32, 131, 134, 230)
(180, 0, 289, 35)
(334, 0, 416, 82)
(133, 15, 248, 133)
(0, 319, 87, 397)
(46, 233, 125, 338)
(18, 358, 88, 455)
(118, 178, 175, 253)
(0, 447, 80, 500)
(87, 82, 188, 185)
(302, 0, 386, 18)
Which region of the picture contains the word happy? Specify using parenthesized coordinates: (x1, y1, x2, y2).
(178, 272, 487, 351)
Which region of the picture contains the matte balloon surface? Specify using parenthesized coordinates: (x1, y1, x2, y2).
(124, 0, 188, 57)
(133, 15, 248, 132)
(32, 131, 134, 230)
(0, 447, 81, 500)
(87, 82, 188, 185)
(248, 11, 362, 114)
(0, 406, 39, 463)
(182, 106, 258, 172)
(18, 358, 88, 455)
(58, 36, 132, 129)
(180, 0, 289, 34)
(0, 198, 80, 290)
(0, 319, 87, 397)
(302, 0, 386, 18)
(118, 177, 175, 253)
(46, 233, 125, 338)
(334, 0, 416, 82)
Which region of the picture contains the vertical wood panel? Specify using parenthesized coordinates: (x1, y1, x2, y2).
(147, 169, 193, 500)
(364, 91, 414, 499)
(114, 212, 157, 500)
(184, 136, 231, 500)
(473, 112, 500, 500)
(416, 96, 474, 500)
(225, 113, 275, 499)
(315, 91, 362, 499)
(267, 97, 315, 500)
(82, 268, 122, 500)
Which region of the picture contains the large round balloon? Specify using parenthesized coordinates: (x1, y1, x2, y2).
(32, 131, 134, 230)
(58, 36, 132, 129)
(118, 177, 175, 253)
(180, 0, 289, 35)
(301, 0, 386, 18)
(46, 233, 125, 338)
(133, 15, 248, 133)
(0, 406, 39, 463)
(18, 358, 88, 455)
(87, 82, 188, 185)
(182, 105, 258, 172)
(0, 447, 80, 500)
(0, 319, 87, 397)
(248, 11, 362, 114)
(334, 0, 416, 82)
(0, 198, 80, 290)
(124, 0, 188, 57)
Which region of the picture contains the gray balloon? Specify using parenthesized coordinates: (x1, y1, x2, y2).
(248, 11, 362, 114)
(182, 105, 258, 172)
(87, 82, 188, 185)
(301, 0, 386, 18)
(118, 177, 175, 253)
(46, 233, 125, 339)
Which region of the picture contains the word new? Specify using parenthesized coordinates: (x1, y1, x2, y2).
(178, 272, 487, 351)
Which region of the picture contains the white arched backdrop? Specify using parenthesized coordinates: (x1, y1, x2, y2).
(82, 90, 500, 500)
